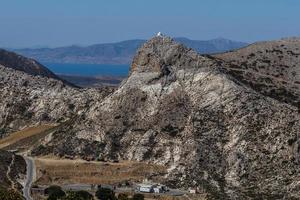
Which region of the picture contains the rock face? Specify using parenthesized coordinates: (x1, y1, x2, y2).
(0, 65, 114, 137)
(32, 37, 300, 199)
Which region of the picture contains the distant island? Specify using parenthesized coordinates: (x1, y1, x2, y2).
(11, 37, 248, 65)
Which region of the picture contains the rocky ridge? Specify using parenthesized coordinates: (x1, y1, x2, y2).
(0, 64, 114, 137)
(213, 37, 300, 108)
(0, 49, 60, 80)
(30, 37, 300, 199)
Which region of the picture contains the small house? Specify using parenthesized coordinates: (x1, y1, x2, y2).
(138, 184, 155, 193)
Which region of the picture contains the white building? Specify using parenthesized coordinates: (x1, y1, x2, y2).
(137, 183, 168, 193)
(138, 184, 155, 193)
(157, 32, 163, 37)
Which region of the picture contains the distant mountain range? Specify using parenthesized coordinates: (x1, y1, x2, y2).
(12, 38, 248, 64)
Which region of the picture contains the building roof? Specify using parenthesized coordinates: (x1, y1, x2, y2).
(138, 184, 156, 188)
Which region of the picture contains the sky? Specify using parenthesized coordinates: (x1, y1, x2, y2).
(0, 0, 299, 48)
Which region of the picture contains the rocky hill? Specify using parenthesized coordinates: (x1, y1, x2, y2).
(13, 38, 247, 65)
(29, 37, 300, 199)
(0, 64, 114, 138)
(0, 49, 61, 80)
(213, 37, 300, 108)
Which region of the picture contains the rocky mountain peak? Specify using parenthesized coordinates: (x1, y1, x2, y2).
(130, 36, 209, 75)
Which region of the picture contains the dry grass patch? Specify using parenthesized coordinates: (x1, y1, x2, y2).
(35, 158, 167, 186)
(0, 125, 56, 149)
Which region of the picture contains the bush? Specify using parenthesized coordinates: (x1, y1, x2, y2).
(132, 194, 144, 200)
(45, 185, 64, 195)
(118, 193, 129, 200)
(62, 190, 93, 200)
(0, 128, 6, 137)
(95, 188, 116, 200)
(0, 188, 23, 200)
(45, 185, 66, 200)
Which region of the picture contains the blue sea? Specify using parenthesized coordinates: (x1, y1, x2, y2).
(43, 63, 130, 76)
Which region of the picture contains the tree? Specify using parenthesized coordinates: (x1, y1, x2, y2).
(95, 188, 116, 200)
(0, 128, 5, 136)
(132, 194, 144, 200)
(117, 193, 129, 200)
(45, 185, 66, 200)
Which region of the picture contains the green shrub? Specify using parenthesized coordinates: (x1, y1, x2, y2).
(0, 128, 6, 137)
(95, 187, 116, 200)
(45, 185, 66, 200)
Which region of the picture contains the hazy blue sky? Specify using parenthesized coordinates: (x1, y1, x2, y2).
(0, 0, 299, 48)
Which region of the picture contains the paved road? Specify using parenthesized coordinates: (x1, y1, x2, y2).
(61, 183, 186, 196)
(23, 157, 35, 200)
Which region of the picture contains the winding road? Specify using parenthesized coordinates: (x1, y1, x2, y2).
(22, 156, 35, 200)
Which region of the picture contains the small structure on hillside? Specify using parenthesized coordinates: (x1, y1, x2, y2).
(156, 32, 163, 37)
(137, 181, 168, 193)
(138, 183, 155, 193)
